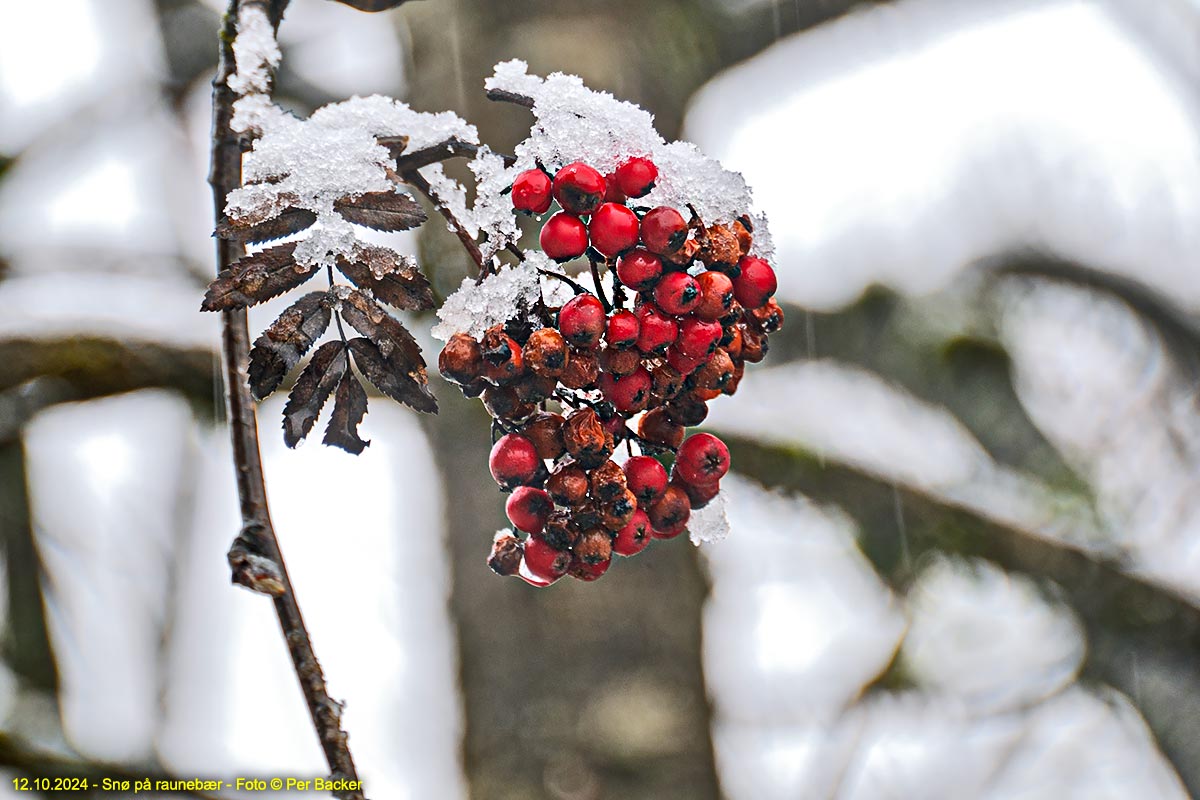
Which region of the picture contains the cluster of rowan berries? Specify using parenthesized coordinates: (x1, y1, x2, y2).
(437, 156, 781, 586)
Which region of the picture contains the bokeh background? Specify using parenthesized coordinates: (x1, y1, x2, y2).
(2, 0, 1200, 797)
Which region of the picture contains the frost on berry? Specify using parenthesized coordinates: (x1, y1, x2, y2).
(687, 490, 731, 546)
(432, 260, 544, 341)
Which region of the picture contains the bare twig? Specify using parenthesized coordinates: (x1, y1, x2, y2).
(401, 168, 489, 278)
(209, 3, 364, 797)
(485, 88, 535, 108)
(387, 136, 516, 170)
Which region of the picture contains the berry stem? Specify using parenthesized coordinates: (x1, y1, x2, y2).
(537, 268, 588, 295)
(402, 168, 491, 280)
(210, 3, 364, 798)
(588, 255, 613, 313)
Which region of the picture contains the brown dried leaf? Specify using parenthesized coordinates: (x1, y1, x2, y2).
(327, 0, 415, 11)
(338, 288, 436, 413)
(248, 292, 332, 400)
(201, 242, 318, 311)
(282, 340, 348, 447)
(348, 337, 437, 414)
(336, 246, 434, 311)
(334, 191, 427, 232)
(323, 372, 369, 454)
(215, 208, 318, 244)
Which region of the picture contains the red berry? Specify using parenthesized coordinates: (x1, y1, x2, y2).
(675, 432, 730, 484)
(654, 271, 701, 316)
(613, 509, 652, 556)
(558, 293, 606, 349)
(598, 366, 652, 414)
(694, 271, 735, 321)
(623, 455, 668, 506)
(540, 212, 589, 261)
(588, 202, 641, 257)
(604, 173, 627, 204)
(489, 433, 541, 489)
(605, 310, 640, 349)
(634, 304, 679, 354)
(552, 162, 606, 215)
(523, 534, 571, 584)
(641, 206, 688, 255)
(614, 157, 658, 198)
(511, 169, 552, 215)
(733, 255, 778, 308)
(676, 316, 723, 359)
(616, 248, 663, 290)
(569, 552, 611, 581)
(674, 475, 720, 509)
(505, 486, 553, 533)
(665, 344, 706, 376)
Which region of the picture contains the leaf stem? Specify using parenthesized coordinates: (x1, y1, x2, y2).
(210, 3, 364, 798)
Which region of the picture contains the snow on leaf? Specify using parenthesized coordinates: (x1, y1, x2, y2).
(431, 259, 544, 342)
(282, 340, 348, 448)
(336, 246, 433, 311)
(201, 242, 318, 311)
(323, 371, 370, 454)
(247, 291, 332, 400)
(348, 337, 437, 414)
(334, 191, 427, 232)
(689, 490, 731, 546)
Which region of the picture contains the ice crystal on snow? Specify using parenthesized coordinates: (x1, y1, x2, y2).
(689, 491, 731, 546)
(432, 260, 543, 341)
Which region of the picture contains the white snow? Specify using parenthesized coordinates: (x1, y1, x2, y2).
(431, 259, 543, 341)
(689, 490, 731, 545)
(227, 5, 280, 96)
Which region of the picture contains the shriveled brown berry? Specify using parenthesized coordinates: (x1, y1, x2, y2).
(600, 347, 642, 377)
(559, 349, 600, 389)
(741, 325, 767, 363)
(650, 362, 685, 400)
(541, 509, 580, 551)
(438, 333, 484, 385)
(523, 412, 566, 460)
(638, 407, 685, 449)
(665, 392, 709, 427)
(482, 384, 535, 420)
(575, 528, 614, 565)
(751, 298, 785, 333)
(562, 408, 612, 468)
(732, 218, 753, 255)
(649, 485, 692, 536)
(723, 359, 745, 396)
(589, 459, 627, 501)
(694, 348, 735, 392)
(524, 327, 570, 378)
(722, 322, 744, 359)
(700, 224, 741, 267)
(601, 488, 638, 530)
(547, 461, 589, 505)
(570, 500, 604, 532)
(480, 325, 525, 384)
(460, 378, 488, 398)
(487, 530, 523, 576)
(663, 237, 700, 267)
(513, 373, 559, 403)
